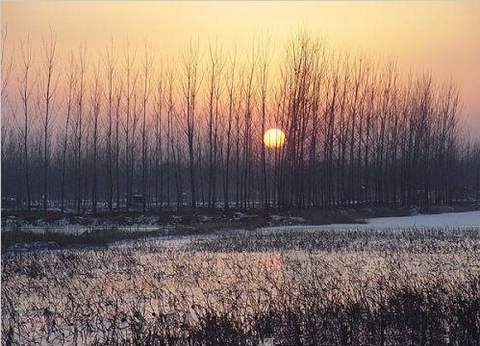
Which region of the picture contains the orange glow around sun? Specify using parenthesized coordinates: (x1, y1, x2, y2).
(264, 128, 286, 149)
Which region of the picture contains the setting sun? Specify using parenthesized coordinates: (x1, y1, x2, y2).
(263, 128, 286, 149)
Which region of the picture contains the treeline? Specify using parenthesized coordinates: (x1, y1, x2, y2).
(2, 29, 479, 212)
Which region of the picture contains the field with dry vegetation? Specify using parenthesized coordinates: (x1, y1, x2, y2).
(2, 226, 480, 345)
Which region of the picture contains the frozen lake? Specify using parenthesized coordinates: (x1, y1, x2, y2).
(262, 210, 480, 231)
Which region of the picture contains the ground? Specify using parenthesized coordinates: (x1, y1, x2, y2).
(1, 203, 478, 251)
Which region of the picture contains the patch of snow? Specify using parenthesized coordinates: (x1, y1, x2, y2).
(232, 212, 256, 221)
(367, 210, 480, 229)
(130, 215, 160, 226)
(289, 216, 306, 223)
(172, 215, 183, 223)
(1, 216, 26, 229)
(196, 215, 213, 223)
(260, 210, 480, 231)
(270, 215, 282, 222)
(31, 241, 60, 250)
(32, 219, 47, 227)
(52, 218, 70, 227)
(233, 212, 247, 221)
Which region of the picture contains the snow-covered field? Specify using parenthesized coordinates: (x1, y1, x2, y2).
(262, 210, 480, 232)
(366, 210, 480, 229)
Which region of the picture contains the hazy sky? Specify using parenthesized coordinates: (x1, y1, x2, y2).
(2, 1, 480, 134)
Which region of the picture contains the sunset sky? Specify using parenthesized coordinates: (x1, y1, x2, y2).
(2, 1, 480, 133)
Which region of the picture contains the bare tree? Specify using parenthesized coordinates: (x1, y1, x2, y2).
(90, 60, 102, 214)
(257, 35, 271, 208)
(74, 44, 88, 213)
(241, 43, 257, 208)
(206, 38, 225, 209)
(222, 45, 238, 209)
(114, 80, 123, 209)
(123, 39, 139, 211)
(280, 30, 322, 208)
(152, 66, 165, 209)
(38, 29, 59, 211)
(345, 55, 367, 206)
(166, 67, 178, 209)
(103, 39, 118, 211)
(1, 26, 15, 201)
(18, 37, 36, 211)
(141, 39, 154, 211)
(180, 39, 202, 209)
(60, 52, 77, 212)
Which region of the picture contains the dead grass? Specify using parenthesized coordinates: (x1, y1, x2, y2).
(2, 226, 479, 345)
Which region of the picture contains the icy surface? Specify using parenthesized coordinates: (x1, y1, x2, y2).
(261, 210, 480, 231)
(366, 210, 480, 229)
